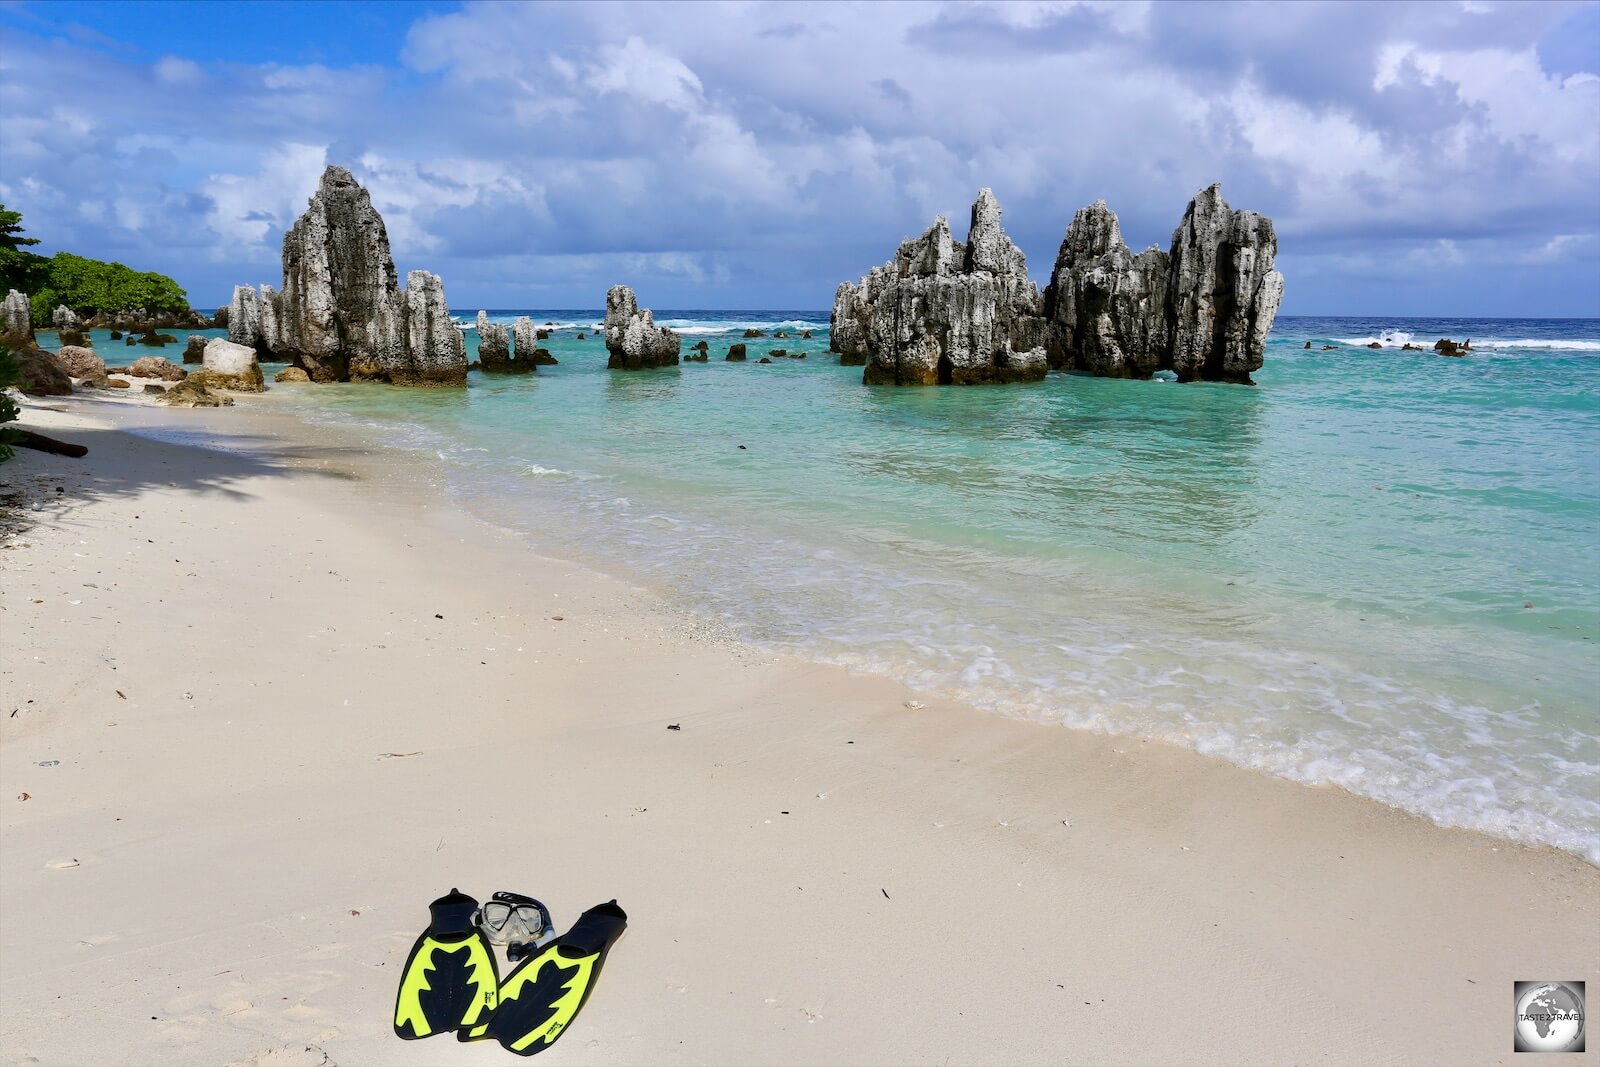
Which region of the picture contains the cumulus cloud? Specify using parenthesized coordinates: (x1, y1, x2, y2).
(0, 0, 1594, 313)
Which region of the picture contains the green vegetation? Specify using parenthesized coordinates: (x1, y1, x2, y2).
(0, 205, 189, 326)
(0, 344, 20, 463)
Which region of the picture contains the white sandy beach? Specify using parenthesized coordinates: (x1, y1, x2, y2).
(2, 389, 1596, 1067)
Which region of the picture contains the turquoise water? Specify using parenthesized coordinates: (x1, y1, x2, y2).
(59, 315, 1600, 862)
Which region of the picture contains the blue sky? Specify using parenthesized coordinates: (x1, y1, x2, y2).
(1, 0, 1596, 315)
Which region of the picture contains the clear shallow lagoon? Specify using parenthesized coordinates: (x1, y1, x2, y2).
(91, 314, 1600, 862)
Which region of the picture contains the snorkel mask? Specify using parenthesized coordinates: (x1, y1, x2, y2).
(473, 891, 556, 961)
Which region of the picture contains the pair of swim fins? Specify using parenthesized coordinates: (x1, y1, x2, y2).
(394, 888, 628, 1057)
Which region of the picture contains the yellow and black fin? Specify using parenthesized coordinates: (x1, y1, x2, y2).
(394, 888, 500, 1039)
(459, 899, 627, 1055)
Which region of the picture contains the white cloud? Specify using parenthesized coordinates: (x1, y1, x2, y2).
(0, 0, 1594, 313)
(202, 143, 329, 252)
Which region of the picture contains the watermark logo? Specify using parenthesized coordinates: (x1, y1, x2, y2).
(1515, 981, 1585, 1053)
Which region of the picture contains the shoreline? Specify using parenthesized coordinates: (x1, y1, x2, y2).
(2, 389, 1597, 1065)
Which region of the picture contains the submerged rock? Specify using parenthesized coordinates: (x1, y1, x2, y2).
(604, 285, 680, 369)
(837, 189, 1049, 386)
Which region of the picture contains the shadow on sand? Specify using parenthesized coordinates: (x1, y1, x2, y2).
(1, 422, 364, 536)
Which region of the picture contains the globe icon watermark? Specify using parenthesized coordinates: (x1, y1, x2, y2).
(1514, 981, 1585, 1053)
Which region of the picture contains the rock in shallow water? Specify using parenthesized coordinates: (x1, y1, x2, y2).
(604, 285, 680, 369)
(835, 183, 1283, 386)
(476, 311, 516, 372)
(227, 166, 465, 386)
(835, 189, 1049, 386)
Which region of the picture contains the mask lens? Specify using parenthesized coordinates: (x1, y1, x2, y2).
(479, 902, 512, 937)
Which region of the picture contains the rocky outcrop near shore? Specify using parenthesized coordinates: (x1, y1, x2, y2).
(228, 284, 283, 355)
(1041, 200, 1171, 379)
(14, 346, 73, 396)
(476, 311, 513, 371)
(189, 337, 265, 392)
(2, 289, 33, 346)
(832, 189, 1048, 386)
(1043, 183, 1282, 384)
(57, 345, 108, 384)
(226, 166, 466, 387)
(834, 183, 1283, 386)
(52, 305, 80, 330)
(183, 335, 208, 364)
(128, 355, 187, 381)
(604, 285, 680, 369)
(1164, 185, 1282, 383)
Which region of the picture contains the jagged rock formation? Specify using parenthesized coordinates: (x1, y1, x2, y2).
(834, 183, 1283, 386)
(831, 190, 1049, 385)
(726, 343, 747, 361)
(52, 305, 80, 330)
(509, 318, 542, 371)
(228, 284, 282, 355)
(1043, 183, 1282, 384)
(1042, 201, 1172, 379)
(225, 166, 465, 387)
(604, 286, 680, 369)
(476, 311, 515, 371)
(183, 335, 208, 364)
(2, 289, 32, 345)
(1164, 185, 1282, 383)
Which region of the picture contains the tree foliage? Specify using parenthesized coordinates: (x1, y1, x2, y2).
(0, 206, 189, 326)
